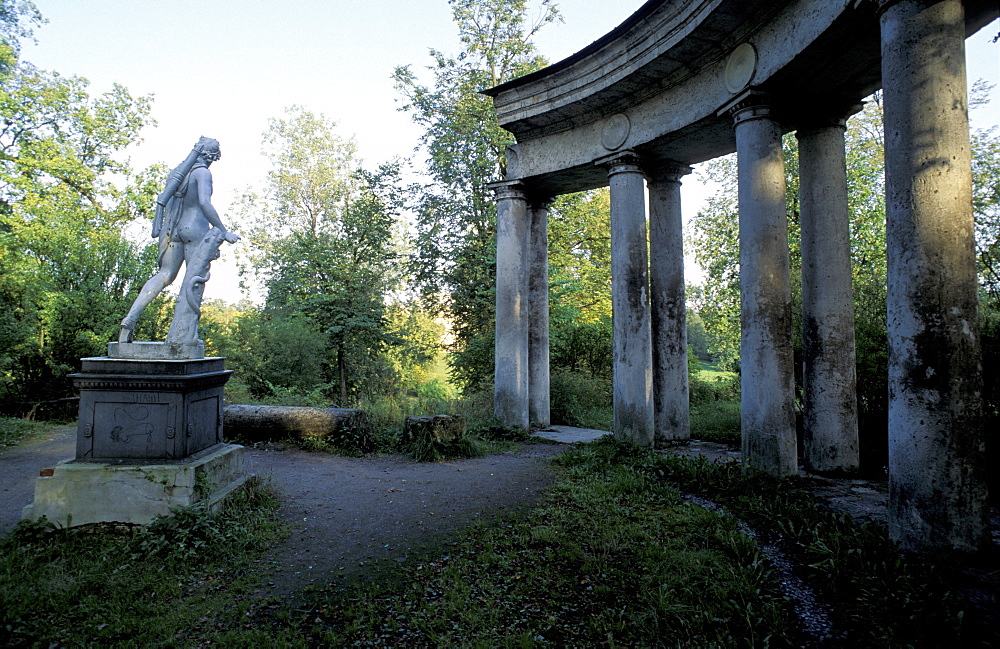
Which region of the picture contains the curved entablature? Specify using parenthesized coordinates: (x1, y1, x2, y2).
(484, 0, 997, 197)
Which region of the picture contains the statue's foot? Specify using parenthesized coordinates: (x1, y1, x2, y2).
(118, 322, 134, 344)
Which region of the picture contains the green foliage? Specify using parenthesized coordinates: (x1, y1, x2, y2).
(688, 365, 741, 444)
(0, 1, 42, 74)
(689, 401, 741, 444)
(395, 0, 559, 391)
(686, 309, 712, 361)
(0, 5, 160, 410)
(595, 445, 999, 647)
(0, 476, 284, 648)
(542, 191, 618, 381)
(549, 369, 612, 430)
(0, 414, 49, 447)
(235, 106, 407, 404)
(226, 306, 328, 401)
(406, 432, 489, 462)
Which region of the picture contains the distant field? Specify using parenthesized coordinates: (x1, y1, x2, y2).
(697, 362, 737, 384)
(425, 354, 457, 397)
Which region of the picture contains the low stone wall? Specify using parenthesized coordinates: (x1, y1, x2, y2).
(224, 405, 372, 451)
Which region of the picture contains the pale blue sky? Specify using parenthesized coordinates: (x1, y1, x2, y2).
(24, 1, 648, 208)
(21, 2, 1000, 300)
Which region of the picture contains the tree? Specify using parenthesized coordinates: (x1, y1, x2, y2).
(393, 0, 560, 390)
(971, 81, 1000, 304)
(0, 3, 160, 408)
(236, 106, 406, 404)
(548, 189, 613, 377)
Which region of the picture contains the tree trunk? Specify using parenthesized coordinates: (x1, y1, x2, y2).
(337, 341, 347, 404)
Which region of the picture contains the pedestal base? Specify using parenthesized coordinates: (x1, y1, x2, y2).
(22, 443, 249, 527)
(108, 341, 206, 360)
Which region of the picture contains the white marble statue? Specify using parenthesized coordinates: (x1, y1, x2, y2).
(119, 137, 240, 346)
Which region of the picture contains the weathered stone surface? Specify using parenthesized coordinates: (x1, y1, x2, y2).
(22, 443, 247, 527)
(491, 181, 530, 431)
(402, 415, 467, 445)
(880, 0, 987, 553)
(647, 164, 692, 444)
(108, 340, 206, 360)
(732, 99, 797, 477)
(600, 151, 654, 447)
(528, 201, 551, 429)
(70, 356, 231, 461)
(118, 137, 240, 351)
(223, 405, 372, 448)
(798, 120, 859, 474)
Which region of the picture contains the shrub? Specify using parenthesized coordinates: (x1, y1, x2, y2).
(549, 370, 612, 431)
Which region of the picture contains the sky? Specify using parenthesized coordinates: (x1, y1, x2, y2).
(22, 1, 1000, 302)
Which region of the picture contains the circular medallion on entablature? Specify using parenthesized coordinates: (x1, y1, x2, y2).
(601, 113, 631, 151)
(724, 43, 757, 93)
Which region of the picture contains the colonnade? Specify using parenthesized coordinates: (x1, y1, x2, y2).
(491, 0, 988, 553)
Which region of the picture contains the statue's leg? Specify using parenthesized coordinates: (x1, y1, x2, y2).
(165, 230, 226, 344)
(119, 243, 184, 342)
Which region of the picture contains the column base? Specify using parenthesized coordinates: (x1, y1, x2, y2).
(22, 443, 249, 527)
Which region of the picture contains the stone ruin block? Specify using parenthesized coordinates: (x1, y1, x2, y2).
(402, 414, 467, 445)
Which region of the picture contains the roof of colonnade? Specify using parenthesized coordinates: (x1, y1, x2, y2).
(484, 0, 998, 197)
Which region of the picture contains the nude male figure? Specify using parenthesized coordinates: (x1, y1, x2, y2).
(119, 137, 240, 343)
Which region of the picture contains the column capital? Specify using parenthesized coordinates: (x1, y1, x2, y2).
(795, 102, 864, 135)
(487, 179, 527, 202)
(528, 196, 554, 210)
(596, 150, 644, 177)
(718, 90, 780, 126)
(871, 0, 903, 18)
(647, 161, 694, 184)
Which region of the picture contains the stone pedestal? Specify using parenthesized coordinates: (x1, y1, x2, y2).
(23, 352, 245, 527)
(22, 443, 248, 527)
(71, 356, 232, 461)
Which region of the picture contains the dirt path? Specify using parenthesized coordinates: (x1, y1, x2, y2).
(0, 425, 76, 535)
(0, 427, 567, 598)
(243, 442, 566, 601)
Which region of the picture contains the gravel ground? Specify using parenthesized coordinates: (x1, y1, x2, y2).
(242, 441, 566, 600)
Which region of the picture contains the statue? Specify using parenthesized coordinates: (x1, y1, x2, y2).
(118, 137, 240, 347)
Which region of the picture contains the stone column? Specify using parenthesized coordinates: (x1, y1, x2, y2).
(490, 180, 530, 431)
(729, 97, 797, 476)
(528, 199, 551, 429)
(797, 118, 860, 474)
(598, 151, 655, 446)
(647, 163, 692, 444)
(878, 0, 986, 553)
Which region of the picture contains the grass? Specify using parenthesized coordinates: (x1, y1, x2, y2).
(697, 364, 737, 383)
(0, 416, 57, 451)
(311, 440, 795, 647)
(620, 442, 1000, 647)
(689, 400, 741, 444)
(3, 436, 994, 647)
(0, 476, 286, 648)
